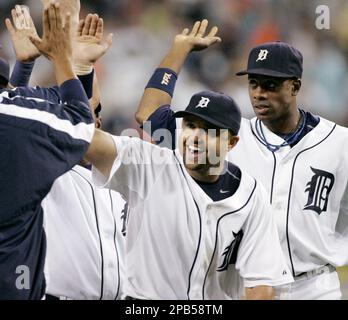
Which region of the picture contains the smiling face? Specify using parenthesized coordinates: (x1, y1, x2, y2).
(179, 115, 239, 182)
(248, 75, 298, 124)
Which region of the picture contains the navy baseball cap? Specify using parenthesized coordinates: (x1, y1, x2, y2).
(173, 90, 241, 135)
(0, 57, 10, 84)
(236, 41, 303, 79)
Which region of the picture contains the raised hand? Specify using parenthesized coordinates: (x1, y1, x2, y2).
(5, 5, 41, 62)
(74, 13, 113, 67)
(30, 1, 75, 85)
(29, 2, 72, 63)
(41, 0, 80, 13)
(136, 19, 221, 124)
(41, 0, 80, 30)
(174, 19, 221, 52)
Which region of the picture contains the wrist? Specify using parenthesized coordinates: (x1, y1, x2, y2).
(19, 57, 38, 63)
(145, 68, 178, 97)
(53, 55, 73, 67)
(73, 62, 93, 76)
(17, 51, 41, 63)
(53, 57, 76, 86)
(172, 41, 193, 55)
(17, 60, 35, 67)
(10, 60, 35, 87)
(159, 44, 190, 74)
(77, 69, 94, 99)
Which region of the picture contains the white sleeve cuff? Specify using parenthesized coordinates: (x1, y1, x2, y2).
(243, 275, 294, 288)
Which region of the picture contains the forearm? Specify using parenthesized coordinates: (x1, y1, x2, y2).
(89, 72, 101, 110)
(77, 69, 94, 99)
(158, 42, 191, 73)
(85, 129, 117, 178)
(10, 60, 35, 87)
(53, 56, 77, 86)
(11, 58, 93, 103)
(136, 43, 190, 124)
(245, 286, 275, 300)
(136, 19, 220, 124)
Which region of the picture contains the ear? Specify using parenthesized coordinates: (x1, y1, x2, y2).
(292, 79, 301, 96)
(228, 135, 239, 151)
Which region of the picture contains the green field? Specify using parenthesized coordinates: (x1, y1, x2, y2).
(338, 267, 348, 299)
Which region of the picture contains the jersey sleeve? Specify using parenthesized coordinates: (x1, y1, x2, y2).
(10, 60, 94, 101)
(235, 183, 294, 287)
(92, 135, 171, 206)
(142, 105, 176, 149)
(0, 79, 94, 224)
(9, 85, 61, 103)
(10, 60, 34, 87)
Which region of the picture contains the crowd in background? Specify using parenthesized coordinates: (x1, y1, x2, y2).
(1, 0, 347, 135)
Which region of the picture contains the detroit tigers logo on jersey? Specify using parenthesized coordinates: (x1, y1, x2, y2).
(196, 97, 210, 109)
(256, 49, 268, 61)
(217, 230, 243, 272)
(303, 167, 335, 215)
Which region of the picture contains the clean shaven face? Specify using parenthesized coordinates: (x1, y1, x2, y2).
(248, 75, 295, 123)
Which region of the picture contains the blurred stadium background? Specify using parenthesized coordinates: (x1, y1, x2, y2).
(0, 0, 347, 299)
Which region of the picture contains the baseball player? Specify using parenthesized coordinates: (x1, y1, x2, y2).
(0, 2, 94, 299)
(42, 101, 127, 300)
(83, 42, 294, 300)
(135, 20, 348, 299)
(8, 6, 126, 300)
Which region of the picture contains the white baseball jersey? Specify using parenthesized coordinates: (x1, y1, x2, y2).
(228, 117, 348, 276)
(92, 136, 293, 300)
(42, 165, 127, 300)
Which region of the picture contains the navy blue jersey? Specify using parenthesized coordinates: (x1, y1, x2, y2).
(10, 60, 94, 100)
(7, 85, 61, 103)
(0, 79, 94, 299)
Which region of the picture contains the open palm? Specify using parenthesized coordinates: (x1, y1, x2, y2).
(174, 19, 221, 52)
(6, 5, 40, 62)
(74, 14, 113, 65)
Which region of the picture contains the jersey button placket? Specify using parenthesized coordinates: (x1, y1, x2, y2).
(206, 204, 213, 225)
(202, 204, 216, 299)
(190, 204, 213, 299)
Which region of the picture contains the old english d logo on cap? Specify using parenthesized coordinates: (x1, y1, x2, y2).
(256, 49, 268, 61)
(236, 41, 303, 78)
(173, 90, 242, 135)
(196, 97, 210, 108)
